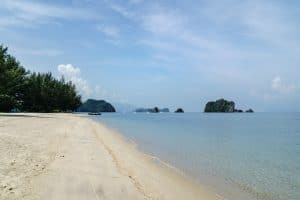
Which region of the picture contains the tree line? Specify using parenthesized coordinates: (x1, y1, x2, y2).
(0, 45, 81, 112)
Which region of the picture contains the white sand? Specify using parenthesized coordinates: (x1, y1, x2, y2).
(0, 113, 216, 200)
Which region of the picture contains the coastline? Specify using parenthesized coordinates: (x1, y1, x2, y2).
(0, 113, 216, 200)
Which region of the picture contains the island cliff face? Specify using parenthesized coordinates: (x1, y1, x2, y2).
(78, 99, 116, 112)
(204, 99, 235, 112)
(204, 99, 254, 113)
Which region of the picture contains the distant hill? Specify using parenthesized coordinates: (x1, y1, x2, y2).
(78, 99, 116, 112)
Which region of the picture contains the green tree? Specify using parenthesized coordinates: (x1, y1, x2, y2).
(22, 72, 81, 112)
(0, 45, 82, 112)
(0, 45, 27, 112)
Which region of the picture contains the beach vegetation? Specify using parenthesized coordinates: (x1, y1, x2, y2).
(0, 45, 82, 112)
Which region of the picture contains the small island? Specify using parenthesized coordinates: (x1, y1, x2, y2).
(175, 108, 184, 113)
(78, 99, 116, 113)
(135, 107, 170, 113)
(204, 99, 254, 113)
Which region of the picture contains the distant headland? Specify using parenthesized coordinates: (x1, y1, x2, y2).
(204, 99, 254, 113)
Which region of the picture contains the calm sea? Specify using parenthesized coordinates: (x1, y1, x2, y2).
(91, 112, 300, 200)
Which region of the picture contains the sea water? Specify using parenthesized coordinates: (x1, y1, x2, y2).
(91, 112, 300, 200)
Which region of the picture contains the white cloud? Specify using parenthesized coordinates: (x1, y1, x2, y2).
(57, 64, 91, 97)
(57, 64, 125, 103)
(58, 64, 80, 76)
(262, 76, 296, 101)
(271, 76, 295, 95)
(3, 0, 97, 19)
(97, 25, 120, 38)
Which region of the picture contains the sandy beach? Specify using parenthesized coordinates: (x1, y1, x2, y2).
(0, 113, 216, 200)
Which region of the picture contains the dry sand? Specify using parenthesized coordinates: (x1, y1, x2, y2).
(0, 113, 217, 200)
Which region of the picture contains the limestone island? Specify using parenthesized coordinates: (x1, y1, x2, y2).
(78, 99, 116, 113)
(204, 99, 254, 113)
(175, 108, 184, 113)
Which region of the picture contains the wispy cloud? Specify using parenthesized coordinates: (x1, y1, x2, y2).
(142, 11, 184, 35)
(271, 76, 295, 95)
(135, 0, 300, 72)
(2, 0, 299, 110)
(110, 4, 134, 19)
(97, 25, 120, 39)
(0, 0, 99, 28)
(201, 0, 299, 48)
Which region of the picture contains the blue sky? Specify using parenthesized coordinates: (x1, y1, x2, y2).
(1, 0, 300, 111)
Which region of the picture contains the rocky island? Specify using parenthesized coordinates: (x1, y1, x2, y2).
(135, 107, 170, 113)
(204, 99, 254, 113)
(78, 99, 116, 113)
(175, 108, 184, 113)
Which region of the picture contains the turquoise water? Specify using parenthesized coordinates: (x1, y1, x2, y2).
(91, 113, 300, 200)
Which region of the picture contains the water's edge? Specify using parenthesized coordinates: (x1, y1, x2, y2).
(89, 112, 300, 200)
(89, 116, 251, 200)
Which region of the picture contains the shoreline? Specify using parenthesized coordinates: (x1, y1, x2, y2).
(0, 113, 217, 200)
(86, 115, 218, 200)
(92, 117, 214, 191)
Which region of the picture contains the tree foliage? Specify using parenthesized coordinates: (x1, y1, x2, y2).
(0, 45, 27, 111)
(0, 45, 82, 112)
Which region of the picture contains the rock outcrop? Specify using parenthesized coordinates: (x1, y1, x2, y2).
(234, 109, 243, 113)
(175, 108, 184, 113)
(204, 99, 254, 113)
(245, 109, 254, 113)
(78, 99, 116, 113)
(135, 107, 170, 113)
(204, 99, 235, 112)
(152, 107, 159, 113)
